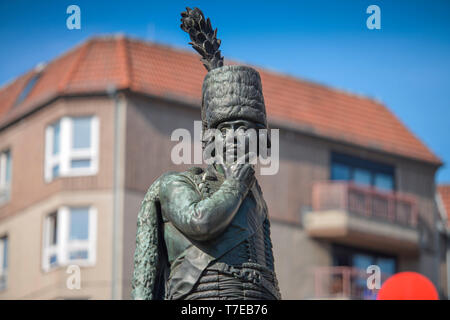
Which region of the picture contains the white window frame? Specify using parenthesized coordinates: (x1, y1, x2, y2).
(0, 149, 11, 205)
(42, 206, 97, 272)
(45, 116, 99, 182)
(0, 236, 7, 291)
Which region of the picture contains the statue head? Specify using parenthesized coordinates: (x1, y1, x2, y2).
(201, 65, 270, 164)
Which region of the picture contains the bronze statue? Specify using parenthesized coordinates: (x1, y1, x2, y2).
(131, 7, 281, 300)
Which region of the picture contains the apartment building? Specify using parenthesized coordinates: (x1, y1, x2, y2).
(0, 36, 445, 299)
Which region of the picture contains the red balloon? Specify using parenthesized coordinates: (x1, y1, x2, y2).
(377, 271, 439, 300)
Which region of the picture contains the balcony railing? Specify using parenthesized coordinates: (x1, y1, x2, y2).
(312, 181, 418, 227)
(313, 266, 390, 300)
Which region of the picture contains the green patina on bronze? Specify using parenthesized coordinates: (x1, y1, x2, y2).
(131, 7, 281, 300)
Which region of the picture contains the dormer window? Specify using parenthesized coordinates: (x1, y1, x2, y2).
(14, 63, 45, 107)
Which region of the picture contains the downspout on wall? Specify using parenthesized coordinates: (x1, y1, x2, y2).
(109, 86, 127, 300)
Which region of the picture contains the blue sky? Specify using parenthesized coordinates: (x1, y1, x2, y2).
(1, 0, 449, 182)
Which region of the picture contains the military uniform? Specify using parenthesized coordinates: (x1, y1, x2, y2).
(160, 165, 280, 300)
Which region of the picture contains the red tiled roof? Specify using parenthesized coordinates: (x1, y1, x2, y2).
(438, 185, 450, 226)
(0, 36, 442, 165)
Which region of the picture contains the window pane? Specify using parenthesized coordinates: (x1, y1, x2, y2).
(72, 117, 91, 149)
(376, 257, 396, 277)
(49, 254, 58, 266)
(352, 254, 374, 287)
(48, 213, 58, 246)
(331, 163, 351, 180)
(1, 237, 7, 269)
(69, 208, 89, 240)
(374, 173, 394, 191)
(352, 253, 374, 271)
(52, 122, 60, 155)
(71, 159, 91, 169)
(52, 164, 59, 178)
(353, 168, 371, 186)
(5, 152, 11, 183)
(69, 250, 88, 260)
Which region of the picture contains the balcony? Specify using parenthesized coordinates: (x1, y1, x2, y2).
(304, 181, 420, 254)
(313, 266, 390, 300)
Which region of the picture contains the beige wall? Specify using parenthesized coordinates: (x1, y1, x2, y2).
(121, 190, 145, 300)
(0, 95, 117, 299)
(271, 221, 331, 299)
(0, 190, 114, 299)
(124, 94, 200, 194)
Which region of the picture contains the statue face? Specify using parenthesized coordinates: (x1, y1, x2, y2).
(202, 120, 270, 165)
(214, 120, 266, 164)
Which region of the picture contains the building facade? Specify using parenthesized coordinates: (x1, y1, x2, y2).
(0, 36, 446, 299)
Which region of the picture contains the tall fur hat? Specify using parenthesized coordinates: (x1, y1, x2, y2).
(201, 65, 268, 130)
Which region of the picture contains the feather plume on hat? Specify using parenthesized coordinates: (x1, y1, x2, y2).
(180, 7, 269, 147)
(180, 7, 223, 71)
